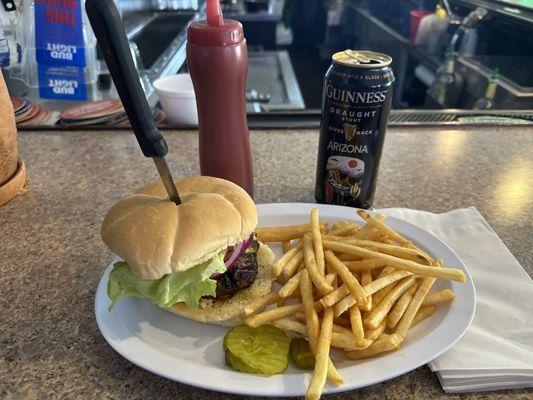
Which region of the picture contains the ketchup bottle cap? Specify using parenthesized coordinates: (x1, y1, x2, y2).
(187, 19, 244, 46)
(187, 0, 244, 46)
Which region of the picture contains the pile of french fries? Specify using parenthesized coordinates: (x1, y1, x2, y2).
(247, 209, 465, 400)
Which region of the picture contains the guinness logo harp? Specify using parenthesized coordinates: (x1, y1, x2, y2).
(343, 123, 357, 141)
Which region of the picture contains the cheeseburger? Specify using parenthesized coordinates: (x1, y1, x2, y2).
(101, 176, 275, 326)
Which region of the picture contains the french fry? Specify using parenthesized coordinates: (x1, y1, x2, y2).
(372, 267, 397, 304)
(372, 287, 392, 307)
(357, 210, 411, 246)
(319, 285, 349, 308)
(324, 251, 366, 305)
(271, 318, 308, 336)
(395, 277, 436, 339)
(331, 331, 371, 350)
(322, 240, 466, 282)
(300, 270, 320, 348)
(324, 269, 410, 313)
(300, 269, 343, 386)
(273, 318, 362, 352)
(334, 293, 356, 318)
(351, 227, 386, 241)
(243, 292, 279, 316)
(256, 222, 327, 242)
(272, 246, 299, 277)
(306, 306, 334, 400)
(331, 323, 353, 336)
(332, 220, 349, 231)
(330, 223, 359, 236)
(360, 211, 434, 264)
(274, 318, 360, 353)
(343, 258, 387, 271)
(303, 235, 333, 295)
(411, 305, 437, 327)
(283, 316, 364, 350)
(377, 266, 396, 278)
(360, 270, 373, 312)
(349, 305, 366, 345)
(363, 270, 413, 296)
(283, 252, 305, 281)
(279, 270, 304, 298)
(245, 303, 304, 327)
(422, 289, 455, 306)
(311, 208, 326, 276)
(345, 334, 403, 360)
(365, 319, 387, 341)
(282, 241, 292, 253)
(337, 253, 362, 261)
(322, 235, 431, 264)
(325, 272, 338, 286)
(364, 276, 416, 329)
(387, 285, 417, 328)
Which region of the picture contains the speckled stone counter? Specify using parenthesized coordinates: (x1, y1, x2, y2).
(1, 127, 532, 399)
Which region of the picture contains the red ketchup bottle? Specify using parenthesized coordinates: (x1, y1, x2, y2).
(187, 0, 253, 196)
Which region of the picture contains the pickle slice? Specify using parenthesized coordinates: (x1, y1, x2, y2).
(290, 337, 316, 370)
(225, 350, 262, 374)
(224, 325, 289, 375)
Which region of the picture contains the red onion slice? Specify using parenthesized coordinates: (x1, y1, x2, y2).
(210, 234, 254, 279)
(224, 241, 246, 269)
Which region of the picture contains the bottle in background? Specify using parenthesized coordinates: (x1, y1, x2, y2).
(414, 5, 449, 54)
(474, 69, 499, 110)
(186, 0, 253, 197)
(428, 51, 464, 107)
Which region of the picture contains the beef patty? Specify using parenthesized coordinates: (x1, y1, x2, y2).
(214, 239, 259, 301)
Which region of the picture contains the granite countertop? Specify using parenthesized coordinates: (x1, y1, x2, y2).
(1, 127, 532, 399)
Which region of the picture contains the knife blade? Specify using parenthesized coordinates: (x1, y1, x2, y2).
(85, 0, 181, 205)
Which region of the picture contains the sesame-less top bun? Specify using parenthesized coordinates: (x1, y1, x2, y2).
(101, 176, 258, 279)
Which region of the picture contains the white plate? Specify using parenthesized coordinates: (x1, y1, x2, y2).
(94, 203, 476, 397)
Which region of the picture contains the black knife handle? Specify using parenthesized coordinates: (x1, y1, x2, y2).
(85, 0, 167, 158)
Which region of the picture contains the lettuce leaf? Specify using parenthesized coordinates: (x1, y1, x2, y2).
(107, 251, 226, 309)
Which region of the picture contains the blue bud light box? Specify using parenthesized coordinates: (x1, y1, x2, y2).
(35, 0, 88, 100)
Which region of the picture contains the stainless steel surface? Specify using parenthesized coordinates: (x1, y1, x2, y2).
(459, 56, 533, 97)
(129, 12, 196, 82)
(247, 51, 305, 112)
(388, 109, 533, 125)
(153, 156, 181, 204)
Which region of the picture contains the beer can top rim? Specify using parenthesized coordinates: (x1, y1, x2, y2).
(332, 50, 392, 68)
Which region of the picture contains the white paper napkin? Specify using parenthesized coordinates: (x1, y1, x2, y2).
(380, 207, 533, 393)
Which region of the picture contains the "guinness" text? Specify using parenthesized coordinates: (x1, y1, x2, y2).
(326, 84, 388, 104)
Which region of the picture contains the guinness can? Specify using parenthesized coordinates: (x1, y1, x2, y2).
(315, 50, 394, 208)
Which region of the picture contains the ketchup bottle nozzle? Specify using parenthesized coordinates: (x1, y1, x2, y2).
(206, 0, 223, 27)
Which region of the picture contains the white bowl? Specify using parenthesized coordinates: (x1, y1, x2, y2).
(153, 74, 198, 125)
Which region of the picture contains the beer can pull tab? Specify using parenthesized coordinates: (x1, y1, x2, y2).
(333, 50, 392, 68)
(344, 50, 371, 64)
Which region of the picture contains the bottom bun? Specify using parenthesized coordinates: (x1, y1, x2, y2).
(168, 242, 276, 326)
